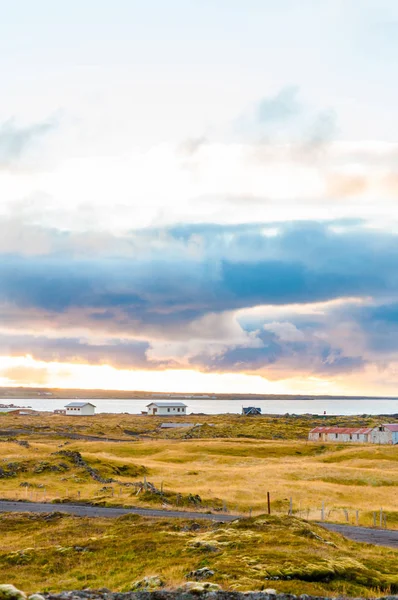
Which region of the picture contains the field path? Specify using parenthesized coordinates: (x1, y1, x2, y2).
(0, 501, 397, 548)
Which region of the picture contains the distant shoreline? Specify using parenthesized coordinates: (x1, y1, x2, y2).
(0, 385, 398, 401)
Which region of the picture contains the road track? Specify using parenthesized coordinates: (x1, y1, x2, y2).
(0, 501, 397, 548)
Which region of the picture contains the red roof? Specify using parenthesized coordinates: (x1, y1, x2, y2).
(310, 427, 373, 434)
(384, 424, 398, 432)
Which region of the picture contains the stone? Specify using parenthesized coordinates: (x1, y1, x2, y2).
(186, 568, 215, 581)
(29, 594, 45, 600)
(130, 576, 164, 591)
(181, 582, 221, 594)
(264, 589, 277, 596)
(0, 585, 27, 600)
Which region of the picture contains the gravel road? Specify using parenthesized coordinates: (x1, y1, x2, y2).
(0, 500, 236, 522)
(0, 501, 397, 548)
(319, 521, 398, 549)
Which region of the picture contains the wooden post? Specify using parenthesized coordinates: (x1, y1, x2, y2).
(267, 492, 271, 515)
(355, 510, 359, 526)
(144, 476, 148, 491)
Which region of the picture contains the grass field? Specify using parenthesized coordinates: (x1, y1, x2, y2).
(0, 413, 397, 528)
(0, 512, 397, 597)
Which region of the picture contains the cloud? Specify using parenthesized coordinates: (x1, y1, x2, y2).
(256, 86, 301, 124)
(1, 365, 50, 385)
(0, 219, 397, 381)
(324, 172, 369, 198)
(0, 116, 58, 167)
(0, 333, 165, 370)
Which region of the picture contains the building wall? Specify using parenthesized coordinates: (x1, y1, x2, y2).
(308, 432, 369, 443)
(147, 405, 186, 416)
(370, 428, 393, 444)
(309, 428, 395, 444)
(66, 405, 95, 416)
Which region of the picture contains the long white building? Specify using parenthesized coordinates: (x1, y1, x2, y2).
(309, 424, 398, 444)
(146, 401, 187, 416)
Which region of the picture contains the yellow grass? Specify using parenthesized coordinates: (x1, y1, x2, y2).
(1, 434, 397, 528)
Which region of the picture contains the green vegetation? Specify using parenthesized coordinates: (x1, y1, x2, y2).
(0, 512, 397, 597)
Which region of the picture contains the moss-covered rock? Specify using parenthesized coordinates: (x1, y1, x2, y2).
(0, 585, 27, 600)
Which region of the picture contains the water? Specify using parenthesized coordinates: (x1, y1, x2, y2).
(6, 397, 398, 415)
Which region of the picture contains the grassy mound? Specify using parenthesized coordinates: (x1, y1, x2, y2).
(0, 513, 396, 597)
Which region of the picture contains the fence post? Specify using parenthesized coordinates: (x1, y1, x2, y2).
(288, 497, 293, 516)
(267, 492, 271, 515)
(355, 510, 359, 526)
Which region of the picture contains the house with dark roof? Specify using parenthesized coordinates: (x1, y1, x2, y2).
(242, 406, 262, 416)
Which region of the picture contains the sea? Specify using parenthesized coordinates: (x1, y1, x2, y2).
(6, 397, 398, 416)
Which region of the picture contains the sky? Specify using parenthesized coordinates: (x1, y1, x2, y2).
(2, 1, 398, 395)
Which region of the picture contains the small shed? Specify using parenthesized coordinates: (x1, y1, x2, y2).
(146, 401, 187, 416)
(370, 424, 398, 445)
(242, 406, 262, 416)
(65, 402, 96, 416)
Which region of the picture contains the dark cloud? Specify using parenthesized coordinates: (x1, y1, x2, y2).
(1, 219, 398, 377)
(1, 220, 398, 321)
(0, 333, 168, 370)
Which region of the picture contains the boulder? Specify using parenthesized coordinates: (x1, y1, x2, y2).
(186, 568, 215, 581)
(181, 581, 221, 594)
(130, 576, 164, 591)
(0, 585, 27, 600)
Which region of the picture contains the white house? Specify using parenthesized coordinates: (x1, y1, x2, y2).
(65, 402, 96, 416)
(146, 401, 187, 416)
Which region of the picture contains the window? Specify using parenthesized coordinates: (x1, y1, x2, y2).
(177, 408, 180, 412)
(335, 433, 338, 439)
(319, 433, 321, 438)
(349, 434, 352, 440)
(168, 408, 170, 412)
